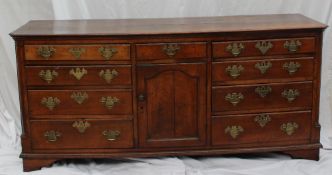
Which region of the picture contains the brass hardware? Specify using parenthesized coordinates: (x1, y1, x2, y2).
(255, 85, 272, 98)
(37, 46, 56, 59)
(69, 68, 87, 80)
(100, 96, 120, 110)
(163, 44, 180, 57)
(225, 65, 244, 79)
(284, 40, 302, 52)
(225, 126, 244, 139)
(72, 120, 90, 133)
(70, 91, 88, 104)
(138, 94, 145, 101)
(39, 70, 58, 83)
(102, 130, 120, 141)
(226, 43, 245, 56)
(99, 46, 118, 60)
(254, 114, 271, 127)
(283, 61, 301, 75)
(281, 122, 299, 135)
(225, 93, 244, 106)
(69, 48, 85, 59)
(41, 97, 60, 111)
(282, 89, 300, 102)
(44, 130, 61, 142)
(255, 41, 273, 55)
(255, 61, 272, 74)
(99, 69, 119, 83)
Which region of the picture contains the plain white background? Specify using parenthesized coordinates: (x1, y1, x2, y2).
(1, 0, 332, 174)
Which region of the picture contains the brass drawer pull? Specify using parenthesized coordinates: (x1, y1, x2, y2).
(225, 93, 244, 106)
(102, 130, 120, 141)
(41, 97, 60, 111)
(163, 44, 180, 57)
(281, 122, 299, 135)
(225, 125, 244, 139)
(255, 85, 272, 98)
(226, 43, 244, 56)
(255, 41, 273, 55)
(282, 89, 300, 102)
(39, 70, 58, 83)
(100, 96, 120, 110)
(72, 120, 90, 133)
(69, 67, 87, 80)
(44, 130, 61, 142)
(225, 65, 244, 79)
(255, 61, 272, 74)
(37, 46, 56, 59)
(71, 91, 88, 104)
(283, 61, 301, 75)
(99, 69, 119, 83)
(284, 40, 302, 52)
(69, 48, 85, 59)
(254, 114, 271, 127)
(99, 46, 118, 60)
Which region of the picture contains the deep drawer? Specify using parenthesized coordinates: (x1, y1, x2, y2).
(212, 111, 311, 147)
(212, 37, 315, 58)
(28, 89, 133, 115)
(26, 65, 132, 86)
(30, 119, 133, 149)
(136, 42, 207, 60)
(212, 57, 313, 85)
(25, 44, 130, 61)
(212, 82, 313, 114)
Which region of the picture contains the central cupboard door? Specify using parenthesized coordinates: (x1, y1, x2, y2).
(137, 63, 207, 147)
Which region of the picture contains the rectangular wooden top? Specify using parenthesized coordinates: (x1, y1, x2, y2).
(10, 14, 327, 37)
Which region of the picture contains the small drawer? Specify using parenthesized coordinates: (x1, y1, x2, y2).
(212, 57, 313, 85)
(28, 89, 132, 115)
(25, 44, 130, 61)
(26, 65, 132, 86)
(212, 111, 311, 147)
(30, 119, 133, 149)
(136, 42, 207, 60)
(212, 37, 315, 58)
(212, 82, 312, 114)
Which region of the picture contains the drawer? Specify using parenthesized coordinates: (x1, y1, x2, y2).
(212, 82, 312, 114)
(28, 89, 132, 115)
(30, 119, 133, 149)
(25, 44, 130, 61)
(212, 111, 311, 147)
(212, 57, 313, 85)
(136, 42, 207, 60)
(213, 37, 315, 58)
(26, 65, 132, 86)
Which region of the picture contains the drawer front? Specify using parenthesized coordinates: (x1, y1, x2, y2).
(136, 42, 207, 60)
(25, 44, 130, 61)
(212, 82, 312, 114)
(212, 111, 311, 147)
(28, 89, 132, 115)
(26, 65, 132, 86)
(213, 38, 315, 58)
(212, 58, 313, 85)
(30, 119, 133, 149)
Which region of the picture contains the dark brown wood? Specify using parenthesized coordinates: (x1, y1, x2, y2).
(30, 119, 134, 149)
(212, 81, 313, 114)
(212, 57, 314, 85)
(10, 14, 326, 172)
(26, 65, 132, 86)
(137, 63, 206, 147)
(212, 37, 316, 58)
(136, 42, 207, 60)
(212, 111, 311, 147)
(25, 44, 130, 61)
